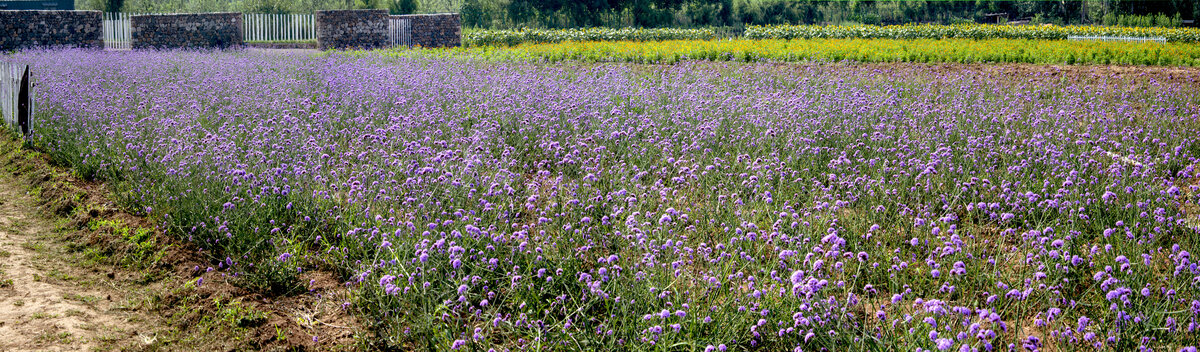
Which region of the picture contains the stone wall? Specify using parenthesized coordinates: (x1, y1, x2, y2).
(0, 10, 101, 51)
(393, 13, 460, 48)
(131, 13, 243, 50)
(315, 9, 387, 50)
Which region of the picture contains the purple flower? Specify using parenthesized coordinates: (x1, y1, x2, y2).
(936, 338, 953, 350)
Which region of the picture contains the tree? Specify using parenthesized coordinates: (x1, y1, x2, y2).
(388, 0, 419, 14)
(103, 0, 124, 12)
(717, 0, 732, 26)
(357, 0, 381, 9)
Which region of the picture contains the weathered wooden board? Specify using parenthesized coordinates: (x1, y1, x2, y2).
(0, 62, 32, 136)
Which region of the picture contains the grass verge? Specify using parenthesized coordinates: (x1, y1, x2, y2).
(0, 130, 362, 351)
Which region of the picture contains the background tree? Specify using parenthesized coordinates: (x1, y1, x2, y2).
(104, 0, 123, 12)
(76, 0, 1197, 29)
(388, 0, 418, 14)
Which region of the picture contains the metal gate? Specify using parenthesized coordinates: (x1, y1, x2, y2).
(103, 12, 135, 50)
(389, 18, 412, 47)
(0, 63, 33, 136)
(243, 13, 316, 42)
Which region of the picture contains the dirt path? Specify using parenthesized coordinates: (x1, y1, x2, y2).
(0, 175, 146, 351)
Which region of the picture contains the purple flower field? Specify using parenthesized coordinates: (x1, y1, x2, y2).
(7, 50, 1200, 351)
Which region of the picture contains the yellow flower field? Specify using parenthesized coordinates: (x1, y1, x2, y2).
(463, 24, 1200, 47)
(396, 38, 1200, 66)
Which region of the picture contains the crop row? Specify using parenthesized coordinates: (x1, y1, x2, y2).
(744, 23, 1200, 43)
(401, 38, 1200, 66)
(464, 27, 716, 47)
(463, 24, 1200, 46)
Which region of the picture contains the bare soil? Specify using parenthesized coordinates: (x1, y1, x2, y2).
(0, 136, 363, 351)
(0, 177, 146, 351)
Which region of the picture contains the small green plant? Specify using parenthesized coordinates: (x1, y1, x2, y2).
(202, 298, 268, 336)
(63, 293, 101, 304)
(86, 218, 169, 270)
(34, 331, 73, 344)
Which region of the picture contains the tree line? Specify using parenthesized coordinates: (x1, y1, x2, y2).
(80, 0, 1196, 29)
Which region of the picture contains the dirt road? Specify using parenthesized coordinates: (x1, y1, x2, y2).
(0, 174, 148, 351)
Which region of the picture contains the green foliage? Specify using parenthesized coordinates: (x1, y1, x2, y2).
(104, 0, 124, 12)
(1102, 12, 1183, 28)
(85, 218, 168, 270)
(465, 27, 716, 46)
(464, 23, 1200, 47)
(355, 0, 379, 10)
(395, 37, 1200, 67)
(744, 23, 1200, 43)
(387, 0, 417, 14)
(76, 0, 1200, 32)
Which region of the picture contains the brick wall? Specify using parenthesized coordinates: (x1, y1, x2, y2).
(131, 13, 243, 50)
(393, 13, 460, 48)
(315, 9, 388, 50)
(0, 10, 101, 51)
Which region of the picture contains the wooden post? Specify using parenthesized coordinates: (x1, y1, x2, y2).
(18, 65, 30, 136)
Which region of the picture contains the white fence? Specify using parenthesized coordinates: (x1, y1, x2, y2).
(0, 63, 33, 136)
(103, 13, 317, 49)
(1067, 35, 1166, 43)
(102, 12, 137, 50)
(243, 13, 315, 42)
(389, 17, 413, 47)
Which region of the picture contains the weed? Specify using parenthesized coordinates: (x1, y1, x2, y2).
(215, 298, 268, 329)
(34, 331, 73, 344)
(32, 312, 59, 319)
(46, 268, 74, 282)
(64, 293, 101, 304)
